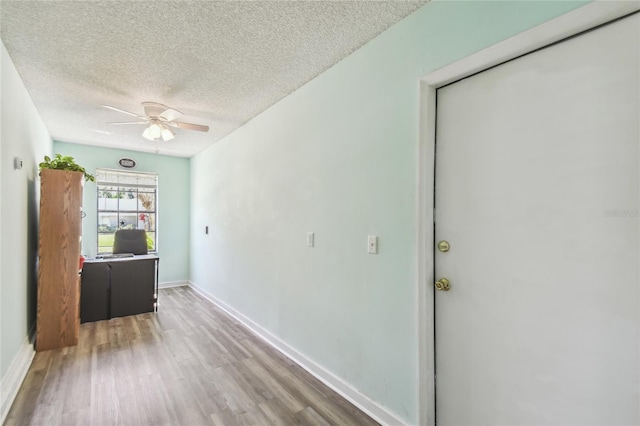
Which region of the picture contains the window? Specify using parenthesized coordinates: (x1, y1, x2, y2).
(96, 169, 158, 253)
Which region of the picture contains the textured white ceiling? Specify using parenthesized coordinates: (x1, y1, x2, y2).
(1, 0, 427, 157)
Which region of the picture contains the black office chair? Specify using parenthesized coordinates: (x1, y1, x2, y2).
(113, 229, 148, 255)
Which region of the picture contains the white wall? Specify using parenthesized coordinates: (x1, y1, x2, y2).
(189, 1, 587, 423)
(0, 42, 52, 379)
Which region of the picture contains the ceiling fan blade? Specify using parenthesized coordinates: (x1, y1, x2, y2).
(108, 121, 149, 125)
(103, 105, 145, 118)
(159, 108, 183, 122)
(169, 121, 210, 132)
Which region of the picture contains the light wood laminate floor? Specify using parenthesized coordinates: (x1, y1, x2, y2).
(5, 286, 379, 426)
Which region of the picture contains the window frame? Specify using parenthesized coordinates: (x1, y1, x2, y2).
(95, 168, 158, 254)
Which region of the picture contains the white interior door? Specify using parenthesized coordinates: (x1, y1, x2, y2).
(434, 13, 639, 425)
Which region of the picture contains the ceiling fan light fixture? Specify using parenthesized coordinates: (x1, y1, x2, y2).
(143, 122, 171, 141)
(161, 126, 175, 142)
(142, 126, 155, 141)
(148, 123, 162, 138)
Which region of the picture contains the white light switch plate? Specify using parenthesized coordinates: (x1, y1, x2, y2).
(368, 235, 378, 254)
(307, 232, 314, 247)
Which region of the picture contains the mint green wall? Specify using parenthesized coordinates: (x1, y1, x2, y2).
(53, 142, 190, 284)
(190, 1, 587, 423)
(1, 42, 52, 379)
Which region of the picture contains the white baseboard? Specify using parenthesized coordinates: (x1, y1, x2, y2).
(188, 281, 408, 426)
(158, 280, 188, 289)
(1, 327, 35, 424)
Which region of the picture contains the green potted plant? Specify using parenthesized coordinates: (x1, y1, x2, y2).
(39, 154, 95, 182)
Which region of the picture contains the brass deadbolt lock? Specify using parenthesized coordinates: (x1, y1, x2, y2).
(437, 240, 450, 252)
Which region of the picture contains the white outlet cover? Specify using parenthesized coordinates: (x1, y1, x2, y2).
(307, 232, 314, 247)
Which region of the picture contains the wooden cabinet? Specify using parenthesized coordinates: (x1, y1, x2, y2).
(36, 169, 83, 352)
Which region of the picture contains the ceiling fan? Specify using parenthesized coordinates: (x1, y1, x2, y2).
(104, 101, 209, 142)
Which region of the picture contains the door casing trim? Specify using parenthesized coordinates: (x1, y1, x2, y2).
(416, 2, 640, 425)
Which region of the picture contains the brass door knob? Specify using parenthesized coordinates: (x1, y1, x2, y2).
(435, 278, 451, 291)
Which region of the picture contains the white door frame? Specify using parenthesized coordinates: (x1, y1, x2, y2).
(416, 2, 640, 425)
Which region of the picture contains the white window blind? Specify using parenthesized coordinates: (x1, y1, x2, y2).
(96, 169, 158, 188)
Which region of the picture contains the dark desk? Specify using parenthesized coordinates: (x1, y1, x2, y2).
(80, 255, 159, 323)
